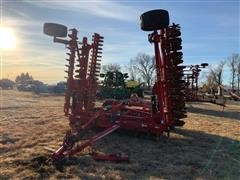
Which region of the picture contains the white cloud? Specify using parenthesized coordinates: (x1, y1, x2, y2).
(24, 0, 140, 22)
(2, 15, 42, 28)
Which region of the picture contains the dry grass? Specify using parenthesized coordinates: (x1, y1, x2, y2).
(0, 90, 239, 179)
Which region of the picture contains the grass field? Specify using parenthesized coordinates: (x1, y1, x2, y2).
(0, 90, 239, 179)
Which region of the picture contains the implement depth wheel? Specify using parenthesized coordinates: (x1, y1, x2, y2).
(140, 9, 169, 31)
(43, 23, 68, 37)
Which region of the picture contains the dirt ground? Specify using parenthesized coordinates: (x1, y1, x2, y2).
(0, 90, 239, 179)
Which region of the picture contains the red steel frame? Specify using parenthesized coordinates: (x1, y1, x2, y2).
(48, 24, 186, 162)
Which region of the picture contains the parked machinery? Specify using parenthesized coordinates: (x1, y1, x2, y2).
(182, 64, 230, 109)
(183, 63, 208, 101)
(43, 9, 187, 162)
(97, 71, 144, 99)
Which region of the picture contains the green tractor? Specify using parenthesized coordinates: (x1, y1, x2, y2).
(97, 71, 144, 100)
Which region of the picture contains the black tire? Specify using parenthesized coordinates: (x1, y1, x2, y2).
(140, 9, 169, 31)
(201, 63, 209, 67)
(43, 23, 67, 37)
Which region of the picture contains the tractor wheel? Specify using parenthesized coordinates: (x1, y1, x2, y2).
(43, 22, 68, 37)
(201, 63, 209, 67)
(140, 9, 169, 31)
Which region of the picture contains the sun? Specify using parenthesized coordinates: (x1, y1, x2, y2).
(0, 27, 17, 49)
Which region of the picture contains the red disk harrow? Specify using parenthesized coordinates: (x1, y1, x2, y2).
(43, 9, 188, 162)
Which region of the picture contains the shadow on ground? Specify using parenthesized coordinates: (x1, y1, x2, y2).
(6, 128, 238, 180)
(188, 106, 240, 120)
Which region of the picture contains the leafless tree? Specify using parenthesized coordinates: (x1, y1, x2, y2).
(205, 61, 225, 94)
(204, 69, 217, 93)
(130, 53, 155, 88)
(126, 64, 139, 81)
(227, 53, 239, 91)
(101, 63, 121, 73)
(210, 61, 225, 85)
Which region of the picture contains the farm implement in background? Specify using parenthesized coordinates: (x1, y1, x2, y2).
(182, 64, 229, 110)
(97, 71, 144, 100)
(183, 63, 208, 101)
(43, 9, 188, 162)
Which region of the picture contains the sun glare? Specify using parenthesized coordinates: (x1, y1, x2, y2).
(0, 27, 17, 49)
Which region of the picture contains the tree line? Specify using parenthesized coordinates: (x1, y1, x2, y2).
(0, 72, 43, 90)
(1, 53, 239, 95)
(102, 53, 155, 89)
(204, 53, 240, 95)
(102, 53, 240, 95)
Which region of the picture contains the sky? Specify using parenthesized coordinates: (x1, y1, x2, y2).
(0, 0, 239, 84)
